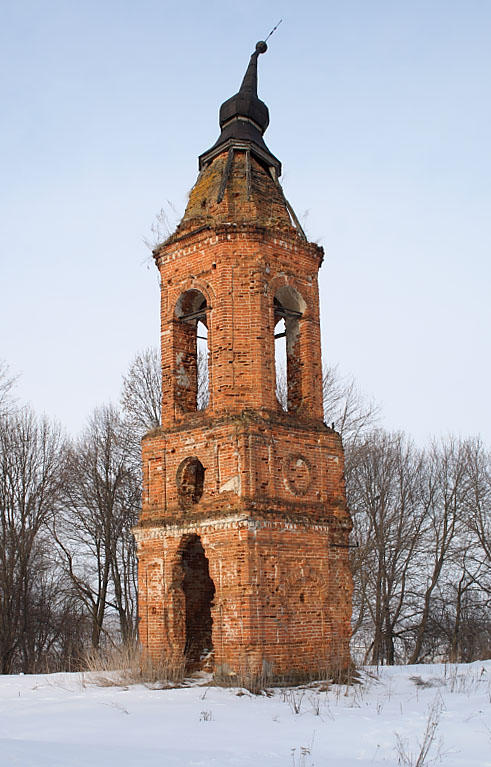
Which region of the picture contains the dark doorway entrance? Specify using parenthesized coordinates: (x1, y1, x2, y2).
(180, 535, 215, 664)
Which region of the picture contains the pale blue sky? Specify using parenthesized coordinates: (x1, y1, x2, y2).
(1, 0, 490, 443)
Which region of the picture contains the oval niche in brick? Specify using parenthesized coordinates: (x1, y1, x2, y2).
(176, 457, 205, 508)
(283, 453, 312, 496)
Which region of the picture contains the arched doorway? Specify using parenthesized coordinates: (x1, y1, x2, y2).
(178, 535, 215, 664)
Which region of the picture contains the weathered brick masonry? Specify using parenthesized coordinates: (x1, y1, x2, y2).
(134, 42, 353, 678)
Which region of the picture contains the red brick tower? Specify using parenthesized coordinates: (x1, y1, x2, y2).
(134, 42, 353, 680)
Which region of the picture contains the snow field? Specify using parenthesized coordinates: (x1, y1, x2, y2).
(0, 660, 489, 766)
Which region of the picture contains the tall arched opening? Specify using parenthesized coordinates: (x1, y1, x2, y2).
(178, 534, 215, 664)
(274, 286, 307, 412)
(174, 289, 210, 412)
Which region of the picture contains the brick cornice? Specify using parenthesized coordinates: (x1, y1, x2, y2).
(154, 222, 324, 267)
(133, 510, 351, 543)
(142, 409, 338, 442)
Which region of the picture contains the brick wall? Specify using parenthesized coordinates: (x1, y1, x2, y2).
(134, 148, 353, 679)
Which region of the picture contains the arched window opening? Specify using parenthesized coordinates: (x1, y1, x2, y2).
(174, 290, 210, 412)
(197, 320, 209, 410)
(179, 535, 215, 664)
(274, 317, 287, 410)
(176, 456, 205, 509)
(274, 287, 306, 412)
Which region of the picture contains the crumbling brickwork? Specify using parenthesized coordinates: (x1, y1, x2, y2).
(134, 53, 353, 679)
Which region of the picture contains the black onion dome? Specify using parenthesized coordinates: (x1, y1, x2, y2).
(199, 41, 281, 177)
(219, 41, 270, 134)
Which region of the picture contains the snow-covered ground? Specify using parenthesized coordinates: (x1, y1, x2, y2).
(0, 661, 489, 766)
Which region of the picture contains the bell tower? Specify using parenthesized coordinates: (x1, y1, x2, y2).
(134, 42, 353, 680)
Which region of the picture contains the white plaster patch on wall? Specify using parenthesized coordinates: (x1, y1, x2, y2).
(219, 475, 240, 494)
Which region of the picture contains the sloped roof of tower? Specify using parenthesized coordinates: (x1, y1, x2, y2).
(160, 42, 307, 247)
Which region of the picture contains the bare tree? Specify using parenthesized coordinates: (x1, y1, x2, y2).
(347, 431, 426, 665)
(0, 409, 66, 673)
(407, 438, 470, 664)
(464, 438, 491, 565)
(121, 345, 210, 432)
(121, 348, 161, 433)
(424, 437, 491, 663)
(54, 405, 140, 648)
(197, 345, 209, 411)
(273, 361, 380, 438)
(0, 361, 17, 416)
(348, 430, 491, 665)
(323, 365, 380, 444)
